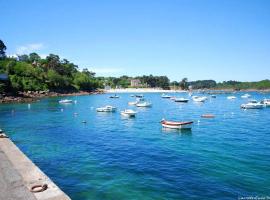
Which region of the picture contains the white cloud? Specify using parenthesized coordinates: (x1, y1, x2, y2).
(16, 43, 44, 55)
(87, 67, 123, 74)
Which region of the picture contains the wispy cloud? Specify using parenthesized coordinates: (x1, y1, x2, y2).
(87, 67, 123, 74)
(16, 43, 44, 55)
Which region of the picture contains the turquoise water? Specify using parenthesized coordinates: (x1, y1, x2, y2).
(0, 92, 270, 200)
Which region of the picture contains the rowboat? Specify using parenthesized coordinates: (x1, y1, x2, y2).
(59, 99, 73, 104)
(161, 119, 193, 129)
(241, 94, 251, 98)
(241, 100, 264, 109)
(121, 109, 137, 117)
(136, 101, 152, 107)
(96, 105, 117, 112)
(174, 98, 189, 103)
(109, 94, 119, 98)
(161, 93, 171, 98)
(192, 96, 207, 102)
(227, 96, 236, 100)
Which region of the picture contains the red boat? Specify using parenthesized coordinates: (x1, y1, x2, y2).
(161, 119, 193, 129)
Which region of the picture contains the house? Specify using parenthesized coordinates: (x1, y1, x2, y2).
(130, 79, 141, 87)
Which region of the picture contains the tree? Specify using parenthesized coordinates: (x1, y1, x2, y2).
(29, 53, 41, 63)
(0, 40, 7, 59)
(180, 78, 188, 90)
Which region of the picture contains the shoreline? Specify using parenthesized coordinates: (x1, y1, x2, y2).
(0, 90, 104, 104)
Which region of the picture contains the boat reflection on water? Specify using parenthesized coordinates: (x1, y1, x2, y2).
(161, 127, 192, 135)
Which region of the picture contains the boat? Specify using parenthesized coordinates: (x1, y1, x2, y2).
(121, 109, 137, 117)
(192, 96, 207, 102)
(161, 93, 171, 98)
(262, 99, 270, 107)
(241, 100, 264, 109)
(109, 94, 119, 98)
(130, 94, 135, 97)
(136, 101, 152, 107)
(241, 94, 251, 98)
(174, 98, 189, 103)
(96, 105, 117, 112)
(59, 99, 73, 104)
(211, 95, 216, 98)
(128, 101, 138, 105)
(227, 96, 236, 100)
(135, 94, 144, 98)
(161, 119, 193, 129)
(201, 114, 215, 118)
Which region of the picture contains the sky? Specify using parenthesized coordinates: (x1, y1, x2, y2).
(1, 0, 270, 82)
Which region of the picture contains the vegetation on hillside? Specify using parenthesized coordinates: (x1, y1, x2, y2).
(1, 39, 270, 95)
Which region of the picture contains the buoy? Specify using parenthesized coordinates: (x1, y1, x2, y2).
(201, 114, 215, 118)
(61, 108, 64, 112)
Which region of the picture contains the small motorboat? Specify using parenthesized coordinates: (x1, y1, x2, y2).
(241, 94, 251, 98)
(201, 114, 215, 118)
(128, 101, 138, 105)
(192, 96, 207, 102)
(161, 93, 171, 98)
(211, 95, 216, 98)
(96, 105, 117, 112)
(161, 119, 193, 129)
(130, 94, 135, 97)
(59, 99, 73, 104)
(262, 99, 270, 107)
(227, 96, 237, 100)
(136, 101, 152, 107)
(109, 94, 119, 98)
(121, 109, 137, 117)
(135, 94, 144, 98)
(174, 98, 189, 103)
(241, 100, 264, 109)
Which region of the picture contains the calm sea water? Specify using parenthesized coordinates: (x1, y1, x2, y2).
(0, 92, 270, 200)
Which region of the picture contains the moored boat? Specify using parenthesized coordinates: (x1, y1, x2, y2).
(174, 98, 189, 103)
(241, 100, 264, 109)
(161, 119, 193, 129)
(59, 99, 73, 104)
(241, 94, 251, 98)
(192, 96, 207, 102)
(161, 93, 171, 98)
(96, 105, 117, 112)
(136, 101, 152, 107)
(227, 96, 237, 100)
(121, 109, 137, 117)
(135, 94, 144, 98)
(109, 94, 119, 98)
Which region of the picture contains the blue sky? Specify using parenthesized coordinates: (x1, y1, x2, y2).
(1, 0, 270, 82)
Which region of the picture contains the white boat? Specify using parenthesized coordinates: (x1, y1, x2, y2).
(161, 93, 171, 98)
(241, 94, 251, 98)
(121, 109, 137, 117)
(241, 100, 264, 109)
(174, 98, 189, 103)
(161, 119, 193, 129)
(192, 96, 207, 102)
(130, 94, 135, 97)
(227, 96, 237, 100)
(109, 94, 119, 98)
(96, 105, 117, 112)
(136, 101, 152, 107)
(59, 99, 73, 104)
(262, 99, 270, 107)
(211, 95, 216, 98)
(128, 101, 138, 105)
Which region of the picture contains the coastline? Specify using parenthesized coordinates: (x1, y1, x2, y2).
(105, 88, 187, 93)
(0, 90, 104, 104)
